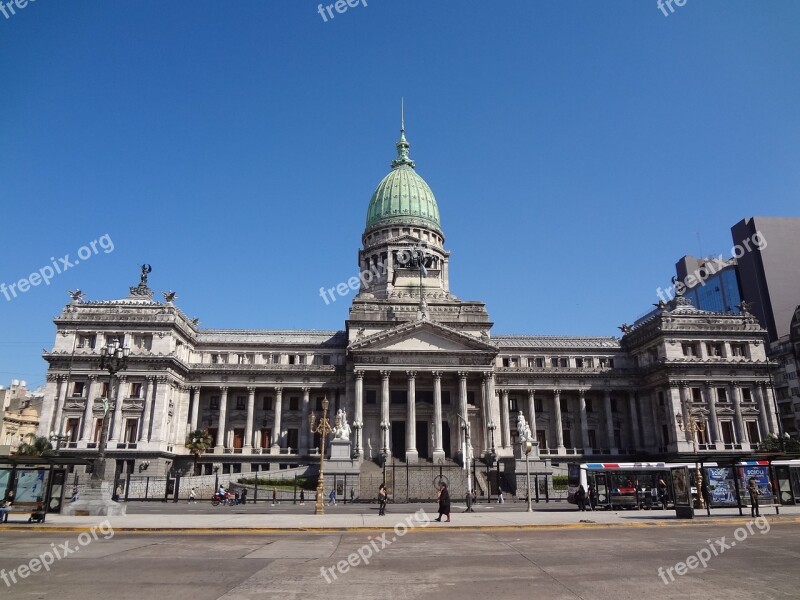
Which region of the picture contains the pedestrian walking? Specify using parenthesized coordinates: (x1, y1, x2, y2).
(272, 488, 278, 505)
(497, 486, 505, 504)
(378, 483, 387, 516)
(234, 490, 241, 505)
(329, 489, 336, 506)
(240, 488, 247, 505)
(189, 487, 196, 504)
(588, 484, 596, 511)
(576, 485, 586, 511)
(434, 482, 450, 522)
(299, 489, 305, 505)
(658, 478, 668, 510)
(748, 477, 760, 518)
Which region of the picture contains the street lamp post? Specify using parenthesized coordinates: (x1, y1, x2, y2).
(676, 412, 707, 511)
(49, 430, 69, 452)
(516, 412, 535, 513)
(309, 397, 334, 515)
(456, 414, 473, 507)
(93, 340, 130, 483)
(487, 421, 497, 500)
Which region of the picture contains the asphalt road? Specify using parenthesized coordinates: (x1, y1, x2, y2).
(2, 523, 798, 599)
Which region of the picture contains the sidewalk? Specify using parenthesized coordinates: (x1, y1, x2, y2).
(4, 504, 799, 532)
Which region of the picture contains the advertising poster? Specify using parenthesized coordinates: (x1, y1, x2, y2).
(706, 467, 738, 507)
(738, 466, 773, 505)
(671, 467, 690, 506)
(15, 469, 46, 502)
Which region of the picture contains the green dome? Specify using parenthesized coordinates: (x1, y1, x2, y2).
(365, 129, 442, 234)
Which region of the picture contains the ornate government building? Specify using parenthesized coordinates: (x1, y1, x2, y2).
(37, 124, 781, 482)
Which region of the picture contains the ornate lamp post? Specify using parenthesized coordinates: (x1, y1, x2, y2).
(456, 414, 473, 504)
(676, 412, 707, 511)
(49, 430, 69, 452)
(93, 339, 130, 482)
(309, 397, 334, 515)
(516, 413, 535, 513)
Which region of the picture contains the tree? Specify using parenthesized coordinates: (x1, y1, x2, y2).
(185, 429, 213, 475)
(760, 433, 800, 454)
(16, 433, 55, 457)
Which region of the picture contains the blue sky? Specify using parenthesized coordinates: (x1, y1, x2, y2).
(1, 1, 799, 390)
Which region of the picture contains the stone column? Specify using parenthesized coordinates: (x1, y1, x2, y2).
(432, 371, 444, 461)
(189, 386, 200, 433)
(139, 376, 155, 443)
(353, 371, 364, 456)
(578, 389, 590, 453)
(754, 383, 769, 442)
(109, 375, 127, 443)
(297, 387, 310, 455)
(628, 391, 640, 450)
(480, 374, 489, 452)
(553, 389, 565, 452)
(244, 386, 255, 449)
(527, 389, 538, 445)
(458, 371, 469, 451)
(704, 382, 720, 446)
(52, 375, 69, 436)
(500, 388, 511, 450)
(730, 382, 747, 444)
(760, 381, 779, 436)
(381, 371, 390, 454)
(271, 387, 283, 450)
(215, 386, 228, 449)
(80, 375, 98, 442)
(678, 383, 691, 443)
(603, 389, 616, 453)
(406, 371, 418, 463)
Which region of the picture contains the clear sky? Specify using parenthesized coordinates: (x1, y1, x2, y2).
(1, 0, 799, 391)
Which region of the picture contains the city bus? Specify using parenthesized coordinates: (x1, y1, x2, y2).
(567, 462, 674, 510)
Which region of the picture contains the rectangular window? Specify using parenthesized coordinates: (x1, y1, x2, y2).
(611, 398, 619, 413)
(390, 390, 407, 404)
(298, 355, 306, 365)
(71, 382, 85, 397)
(100, 382, 110, 397)
(731, 343, 747, 357)
(536, 429, 547, 449)
(588, 430, 597, 449)
(262, 396, 273, 411)
(365, 390, 377, 405)
(534, 399, 543, 412)
(289, 397, 299, 411)
(691, 388, 702, 402)
(288, 355, 296, 365)
(742, 388, 752, 401)
(746, 421, 760, 444)
(467, 391, 476, 406)
(130, 383, 142, 398)
(575, 358, 584, 368)
(78, 334, 96, 349)
(418, 390, 433, 404)
(585, 399, 593, 412)
(502, 358, 510, 367)
(235, 396, 246, 410)
(563, 429, 572, 448)
(210, 396, 220, 410)
(707, 343, 723, 357)
(322, 355, 331, 365)
(559, 358, 568, 368)
(682, 343, 696, 357)
(535, 358, 544, 368)
(717, 388, 728, 402)
(133, 334, 152, 350)
(584, 358, 593, 368)
(509, 397, 518, 412)
(551, 358, 559, 368)
(442, 391, 451, 405)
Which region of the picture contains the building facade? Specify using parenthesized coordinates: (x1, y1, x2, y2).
(1, 380, 42, 453)
(37, 126, 783, 482)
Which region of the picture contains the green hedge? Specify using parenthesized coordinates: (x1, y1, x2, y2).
(237, 477, 315, 489)
(552, 475, 569, 490)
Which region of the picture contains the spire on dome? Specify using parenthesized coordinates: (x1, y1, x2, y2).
(392, 98, 415, 169)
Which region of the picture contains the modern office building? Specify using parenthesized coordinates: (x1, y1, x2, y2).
(35, 126, 783, 492)
(732, 217, 800, 344)
(675, 255, 742, 314)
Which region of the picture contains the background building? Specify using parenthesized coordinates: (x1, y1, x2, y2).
(0, 380, 43, 453)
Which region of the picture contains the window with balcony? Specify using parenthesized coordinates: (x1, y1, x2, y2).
(71, 382, 85, 397)
(130, 382, 142, 398)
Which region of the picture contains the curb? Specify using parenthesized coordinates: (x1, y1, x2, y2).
(3, 515, 799, 534)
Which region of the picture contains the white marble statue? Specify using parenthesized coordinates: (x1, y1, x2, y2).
(334, 408, 351, 441)
(516, 411, 532, 442)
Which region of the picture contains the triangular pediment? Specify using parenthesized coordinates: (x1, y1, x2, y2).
(349, 320, 497, 353)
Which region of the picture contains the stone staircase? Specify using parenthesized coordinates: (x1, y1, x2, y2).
(358, 458, 470, 502)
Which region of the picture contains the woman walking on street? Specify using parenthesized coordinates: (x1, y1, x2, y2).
(378, 483, 387, 516)
(435, 482, 450, 522)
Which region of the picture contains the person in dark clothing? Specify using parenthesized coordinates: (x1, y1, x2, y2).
(240, 488, 247, 505)
(435, 482, 450, 522)
(748, 477, 760, 518)
(588, 485, 596, 511)
(575, 485, 587, 511)
(378, 483, 387, 516)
